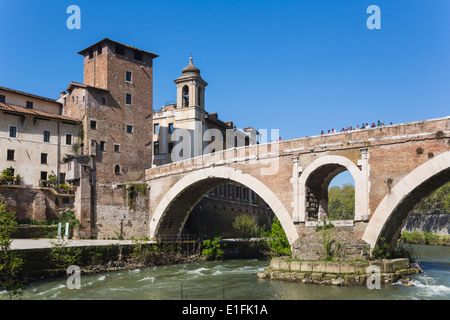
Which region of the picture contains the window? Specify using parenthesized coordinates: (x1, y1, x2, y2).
(43, 131, 50, 142)
(126, 125, 133, 134)
(154, 142, 159, 155)
(88, 49, 94, 59)
(60, 173, 66, 184)
(126, 94, 132, 105)
(168, 142, 174, 154)
(41, 153, 48, 164)
(219, 185, 225, 196)
(134, 50, 142, 61)
(0, 95, 5, 103)
(63, 97, 66, 106)
(168, 123, 174, 133)
(65, 134, 72, 145)
(9, 126, 17, 138)
(228, 184, 234, 198)
(154, 123, 160, 134)
(236, 186, 241, 199)
(62, 197, 70, 205)
(7, 150, 14, 161)
(97, 45, 103, 55)
(182, 85, 189, 107)
(40, 171, 47, 181)
(114, 165, 120, 175)
(243, 187, 249, 200)
(126, 71, 132, 83)
(115, 45, 125, 55)
(100, 141, 105, 151)
(91, 120, 97, 129)
(101, 97, 106, 104)
(114, 144, 120, 153)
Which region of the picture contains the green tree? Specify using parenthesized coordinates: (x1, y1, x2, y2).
(0, 201, 24, 299)
(414, 182, 450, 214)
(232, 214, 260, 240)
(201, 236, 225, 260)
(328, 184, 355, 220)
(265, 216, 291, 257)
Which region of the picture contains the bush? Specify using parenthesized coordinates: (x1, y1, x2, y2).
(0, 201, 24, 299)
(265, 217, 291, 257)
(201, 236, 225, 260)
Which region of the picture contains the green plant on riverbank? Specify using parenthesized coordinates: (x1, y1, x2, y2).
(201, 236, 225, 260)
(0, 201, 24, 300)
(400, 231, 450, 246)
(317, 228, 341, 261)
(372, 237, 390, 260)
(49, 239, 82, 269)
(265, 216, 291, 257)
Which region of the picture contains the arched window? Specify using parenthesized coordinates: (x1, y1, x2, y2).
(114, 165, 120, 175)
(182, 86, 189, 108)
(197, 87, 202, 108)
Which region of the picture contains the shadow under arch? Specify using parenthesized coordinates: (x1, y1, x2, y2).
(362, 151, 450, 254)
(297, 155, 367, 222)
(149, 167, 299, 245)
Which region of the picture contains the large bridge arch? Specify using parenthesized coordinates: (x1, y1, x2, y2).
(297, 154, 368, 222)
(362, 150, 450, 254)
(149, 166, 299, 245)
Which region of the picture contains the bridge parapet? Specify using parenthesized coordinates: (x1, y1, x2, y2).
(146, 116, 449, 179)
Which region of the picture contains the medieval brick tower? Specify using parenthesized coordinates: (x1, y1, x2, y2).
(61, 38, 158, 238)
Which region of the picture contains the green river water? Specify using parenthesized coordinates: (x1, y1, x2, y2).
(4, 244, 450, 300)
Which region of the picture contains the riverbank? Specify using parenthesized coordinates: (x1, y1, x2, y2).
(399, 231, 450, 246)
(13, 240, 205, 286)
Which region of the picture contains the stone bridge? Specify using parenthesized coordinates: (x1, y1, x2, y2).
(145, 116, 450, 254)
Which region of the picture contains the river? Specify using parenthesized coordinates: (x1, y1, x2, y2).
(5, 244, 450, 300)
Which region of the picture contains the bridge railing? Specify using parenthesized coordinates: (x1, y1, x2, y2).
(156, 234, 198, 243)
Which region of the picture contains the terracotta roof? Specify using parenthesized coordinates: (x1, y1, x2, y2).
(66, 81, 109, 92)
(0, 101, 78, 123)
(0, 85, 61, 105)
(78, 38, 158, 58)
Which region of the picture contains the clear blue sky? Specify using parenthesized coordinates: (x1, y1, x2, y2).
(1, 0, 449, 185)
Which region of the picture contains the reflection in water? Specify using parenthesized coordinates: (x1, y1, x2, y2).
(5, 245, 450, 300)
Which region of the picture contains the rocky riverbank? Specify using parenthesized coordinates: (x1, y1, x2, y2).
(258, 257, 421, 286)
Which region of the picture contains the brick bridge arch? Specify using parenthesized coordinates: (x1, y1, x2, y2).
(149, 166, 299, 244)
(363, 150, 450, 254)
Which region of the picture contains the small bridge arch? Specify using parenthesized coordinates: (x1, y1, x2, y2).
(297, 154, 369, 222)
(149, 166, 299, 245)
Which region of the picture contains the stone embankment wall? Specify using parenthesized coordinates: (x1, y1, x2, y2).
(258, 257, 420, 286)
(403, 213, 450, 235)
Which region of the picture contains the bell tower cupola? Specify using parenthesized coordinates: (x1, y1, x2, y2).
(174, 57, 208, 109)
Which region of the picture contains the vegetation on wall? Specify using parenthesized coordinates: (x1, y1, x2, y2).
(0, 201, 24, 299)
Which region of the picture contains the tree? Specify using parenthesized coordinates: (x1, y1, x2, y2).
(265, 216, 291, 257)
(232, 214, 260, 240)
(0, 201, 24, 299)
(414, 182, 450, 214)
(328, 184, 355, 220)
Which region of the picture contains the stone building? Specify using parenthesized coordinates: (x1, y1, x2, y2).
(0, 86, 79, 221)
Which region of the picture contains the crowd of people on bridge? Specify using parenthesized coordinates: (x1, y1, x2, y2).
(320, 120, 393, 135)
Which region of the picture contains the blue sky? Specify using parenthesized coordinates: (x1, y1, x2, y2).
(1, 0, 449, 186)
